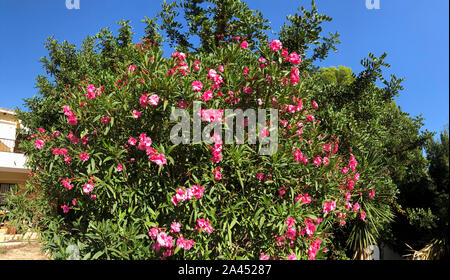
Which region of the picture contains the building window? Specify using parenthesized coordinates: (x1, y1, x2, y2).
(0, 183, 14, 205)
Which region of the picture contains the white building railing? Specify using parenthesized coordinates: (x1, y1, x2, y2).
(0, 151, 28, 173)
(0, 137, 15, 152)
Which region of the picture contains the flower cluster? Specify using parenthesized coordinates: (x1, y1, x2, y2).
(195, 218, 214, 234)
(171, 185, 206, 206)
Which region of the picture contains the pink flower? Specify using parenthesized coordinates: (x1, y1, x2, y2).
(369, 189, 375, 199)
(200, 109, 224, 122)
(308, 239, 322, 260)
(259, 127, 269, 138)
(360, 211, 366, 220)
(201, 90, 213, 102)
(149, 153, 167, 166)
(313, 157, 322, 166)
(171, 196, 179, 206)
(296, 193, 311, 204)
(83, 183, 94, 194)
(151, 242, 161, 253)
(149, 228, 159, 239)
(293, 149, 303, 162)
(34, 139, 44, 149)
(345, 202, 352, 210)
(213, 168, 222, 180)
(184, 239, 195, 251)
(286, 227, 297, 240)
(139, 94, 148, 108)
(348, 155, 358, 172)
(306, 115, 315, 122)
(243, 87, 253, 94)
(86, 84, 97, 99)
(323, 143, 332, 153)
(211, 133, 222, 144)
(101, 116, 111, 124)
(207, 69, 223, 88)
(176, 236, 186, 248)
(260, 253, 270, 260)
(305, 222, 316, 237)
(288, 52, 302, 65)
(286, 217, 295, 228)
(191, 185, 206, 199)
(353, 202, 360, 212)
(276, 235, 286, 246)
(287, 254, 297, 260)
(81, 135, 90, 146)
(312, 100, 319, 110)
(132, 110, 142, 119)
(148, 94, 159, 106)
(196, 218, 213, 234)
(171, 222, 181, 233)
(192, 81, 203, 92)
(345, 192, 351, 201)
(128, 65, 136, 72)
(302, 156, 308, 165)
(342, 167, 349, 174)
(176, 236, 195, 250)
(138, 133, 152, 150)
(61, 205, 70, 213)
(323, 157, 329, 166)
(174, 187, 187, 202)
(323, 200, 336, 214)
(128, 137, 137, 146)
(177, 100, 187, 109)
(171, 51, 186, 61)
(63, 105, 72, 116)
(72, 199, 77, 206)
(157, 232, 174, 248)
(64, 155, 71, 165)
(269, 39, 283, 52)
(78, 152, 89, 162)
(194, 61, 200, 71)
(67, 131, 80, 145)
(116, 164, 123, 172)
(67, 116, 78, 125)
(290, 67, 300, 84)
(243, 68, 249, 75)
(60, 178, 73, 190)
(240, 40, 248, 49)
(347, 180, 355, 190)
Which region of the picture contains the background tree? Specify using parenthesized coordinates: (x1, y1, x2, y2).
(390, 127, 449, 259)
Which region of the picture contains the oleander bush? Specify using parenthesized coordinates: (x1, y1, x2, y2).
(19, 34, 375, 260)
(12, 0, 436, 260)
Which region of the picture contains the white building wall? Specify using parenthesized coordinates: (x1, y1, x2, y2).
(0, 121, 17, 152)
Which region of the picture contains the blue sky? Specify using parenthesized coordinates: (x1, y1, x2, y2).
(0, 0, 448, 134)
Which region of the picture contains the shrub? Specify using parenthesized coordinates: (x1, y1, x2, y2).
(17, 35, 375, 260)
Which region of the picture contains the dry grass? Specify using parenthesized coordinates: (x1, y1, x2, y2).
(403, 239, 445, 260)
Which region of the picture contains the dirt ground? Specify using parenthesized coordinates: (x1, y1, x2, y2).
(0, 243, 50, 260)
